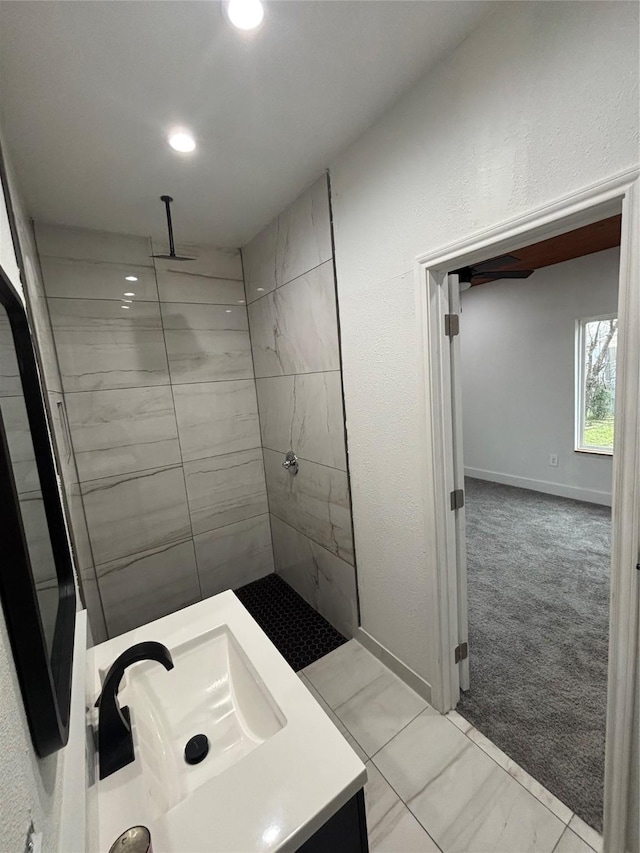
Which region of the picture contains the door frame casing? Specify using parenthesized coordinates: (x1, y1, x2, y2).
(414, 167, 639, 850)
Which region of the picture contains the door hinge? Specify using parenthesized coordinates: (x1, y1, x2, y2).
(450, 488, 465, 511)
(444, 313, 459, 337)
(454, 642, 468, 664)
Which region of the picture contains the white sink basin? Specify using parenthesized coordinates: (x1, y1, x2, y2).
(89, 592, 366, 853)
(122, 625, 286, 818)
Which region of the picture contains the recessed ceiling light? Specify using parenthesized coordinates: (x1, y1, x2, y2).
(168, 128, 196, 153)
(124, 291, 135, 297)
(227, 0, 264, 31)
(125, 275, 138, 282)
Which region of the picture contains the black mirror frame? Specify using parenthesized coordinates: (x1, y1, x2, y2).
(0, 263, 76, 756)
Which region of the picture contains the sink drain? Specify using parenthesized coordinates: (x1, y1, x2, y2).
(184, 733, 209, 765)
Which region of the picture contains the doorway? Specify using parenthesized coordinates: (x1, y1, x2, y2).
(414, 169, 639, 852)
(452, 222, 620, 831)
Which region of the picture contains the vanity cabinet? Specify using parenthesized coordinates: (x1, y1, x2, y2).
(298, 789, 368, 853)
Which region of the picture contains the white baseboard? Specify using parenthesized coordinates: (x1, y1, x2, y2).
(464, 467, 612, 507)
(355, 628, 432, 704)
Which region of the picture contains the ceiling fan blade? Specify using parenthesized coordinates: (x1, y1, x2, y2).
(472, 254, 521, 274)
(473, 269, 534, 280)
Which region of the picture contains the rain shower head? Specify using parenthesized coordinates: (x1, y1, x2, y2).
(151, 195, 195, 261)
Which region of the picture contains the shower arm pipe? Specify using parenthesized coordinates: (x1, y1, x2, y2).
(161, 195, 176, 257)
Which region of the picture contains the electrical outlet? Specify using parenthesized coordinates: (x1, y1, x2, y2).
(548, 453, 558, 467)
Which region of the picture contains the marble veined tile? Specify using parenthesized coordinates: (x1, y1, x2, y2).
(275, 176, 332, 288)
(173, 380, 261, 463)
(151, 242, 242, 280)
(263, 448, 353, 563)
(98, 539, 201, 637)
(555, 828, 598, 853)
(40, 257, 158, 301)
(248, 261, 340, 378)
(298, 674, 368, 762)
(65, 386, 181, 482)
(183, 448, 268, 535)
(465, 724, 573, 824)
(365, 761, 439, 853)
(334, 670, 428, 757)
(374, 710, 565, 852)
(0, 313, 21, 396)
(156, 270, 246, 305)
(256, 371, 346, 470)
(271, 515, 357, 637)
(161, 302, 252, 383)
(303, 639, 388, 709)
(195, 514, 274, 599)
(35, 223, 153, 267)
(0, 395, 38, 494)
(49, 298, 169, 391)
(81, 465, 191, 566)
(80, 566, 108, 645)
(567, 816, 602, 853)
(242, 218, 279, 303)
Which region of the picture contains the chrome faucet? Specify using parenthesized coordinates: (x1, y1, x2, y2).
(97, 640, 174, 779)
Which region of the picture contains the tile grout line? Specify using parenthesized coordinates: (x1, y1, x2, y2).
(268, 510, 355, 567)
(244, 256, 333, 306)
(442, 712, 576, 828)
(152, 252, 203, 601)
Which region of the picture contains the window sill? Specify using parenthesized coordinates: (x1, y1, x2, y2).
(574, 448, 613, 457)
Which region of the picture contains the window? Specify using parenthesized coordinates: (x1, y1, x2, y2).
(576, 315, 617, 454)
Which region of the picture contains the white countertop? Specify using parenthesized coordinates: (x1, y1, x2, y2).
(86, 591, 366, 853)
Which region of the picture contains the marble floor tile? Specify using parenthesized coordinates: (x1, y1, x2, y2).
(161, 302, 253, 383)
(567, 816, 603, 853)
(445, 709, 473, 734)
(554, 827, 598, 853)
(81, 464, 191, 566)
(365, 762, 440, 853)
(271, 515, 358, 637)
(156, 270, 245, 305)
(274, 176, 332, 288)
(98, 539, 201, 637)
(298, 674, 368, 762)
(65, 386, 181, 481)
(334, 671, 428, 757)
(183, 448, 268, 535)
(151, 243, 242, 281)
(248, 261, 340, 378)
(173, 379, 261, 462)
(263, 448, 353, 563)
(256, 371, 347, 470)
(195, 513, 274, 599)
(36, 223, 153, 267)
(374, 710, 565, 853)
(465, 724, 573, 824)
(242, 218, 278, 303)
(40, 257, 158, 301)
(303, 640, 389, 709)
(49, 297, 169, 391)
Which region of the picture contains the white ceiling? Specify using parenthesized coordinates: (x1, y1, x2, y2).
(0, 1, 490, 247)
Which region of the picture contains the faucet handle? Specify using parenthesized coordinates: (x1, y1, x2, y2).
(282, 450, 298, 475)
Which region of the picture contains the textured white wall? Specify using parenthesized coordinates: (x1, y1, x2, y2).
(330, 1, 639, 689)
(460, 248, 619, 505)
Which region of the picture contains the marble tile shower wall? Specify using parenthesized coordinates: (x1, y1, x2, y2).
(242, 174, 358, 637)
(36, 224, 273, 638)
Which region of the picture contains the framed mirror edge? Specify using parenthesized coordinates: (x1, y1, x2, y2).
(0, 140, 77, 756)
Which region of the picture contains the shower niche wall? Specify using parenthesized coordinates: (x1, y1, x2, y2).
(34, 173, 358, 640)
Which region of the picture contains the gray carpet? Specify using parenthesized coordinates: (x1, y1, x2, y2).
(457, 478, 610, 832)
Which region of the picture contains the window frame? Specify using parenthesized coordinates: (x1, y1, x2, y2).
(575, 312, 617, 456)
